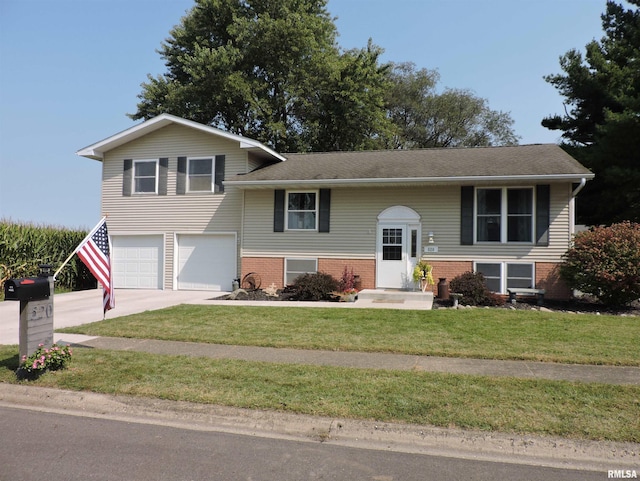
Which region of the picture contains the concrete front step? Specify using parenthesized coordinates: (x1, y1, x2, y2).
(355, 289, 434, 309)
(357, 289, 434, 302)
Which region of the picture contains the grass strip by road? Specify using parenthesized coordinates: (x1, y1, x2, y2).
(0, 345, 638, 443)
(59, 305, 640, 366)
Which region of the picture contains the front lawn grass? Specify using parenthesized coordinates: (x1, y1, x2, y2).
(0, 345, 638, 443)
(59, 305, 640, 366)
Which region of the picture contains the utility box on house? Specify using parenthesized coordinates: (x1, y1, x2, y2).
(4, 265, 55, 359)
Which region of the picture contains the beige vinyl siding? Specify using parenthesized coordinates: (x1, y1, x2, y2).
(242, 185, 461, 258)
(102, 128, 243, 233)
(241, 183, 572, 263)
(242, 188, 378, 258)
(102, 124, 245, 231)
(165, 234, 174, 290)
(101, 123, 249, 288)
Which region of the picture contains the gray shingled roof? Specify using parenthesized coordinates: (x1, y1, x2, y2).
(226, 144, 594, 187)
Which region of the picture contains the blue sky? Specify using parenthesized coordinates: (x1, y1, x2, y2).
(0, 0, 607, 229)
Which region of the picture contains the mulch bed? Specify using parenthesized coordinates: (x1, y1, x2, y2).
(216, 289, 639, 316)
(434, 297, 639, 316)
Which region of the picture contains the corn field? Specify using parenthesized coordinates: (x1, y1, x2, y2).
(0, 219, 96, 296)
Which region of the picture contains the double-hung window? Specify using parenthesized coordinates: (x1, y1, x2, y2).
(133, 160, 158, 194)
(287, 192, 317, 230)
(476, 187, 533, 243)
(187, 158, 213, 192)
(476, 262, 535, 293)
(285, 258, 318, 285)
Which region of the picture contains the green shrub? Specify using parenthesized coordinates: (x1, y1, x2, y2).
(561, 221, 640, 307)
(289, 272, 339, 301)
(449, 271, 504, 307)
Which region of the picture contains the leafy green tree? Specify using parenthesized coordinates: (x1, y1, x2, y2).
(131, 1, 519, 153)
(131, 0, 339, 152)
(300, 41, 394, 151)
(385, 63, 519, 149)
(543, 0, 640, 224)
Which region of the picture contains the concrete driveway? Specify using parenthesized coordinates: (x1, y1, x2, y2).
(0, 289, 219, 345)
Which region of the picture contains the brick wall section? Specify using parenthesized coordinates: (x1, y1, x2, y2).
(422, 261, 571, 300)
(242, 257, 571, 300)
(429, 261, 474, 285)
(536, 262, 571, 299)
(241, 257, 376, 289)
(317, 259, 376, 290)
(241, 257, 283, 290)
(426, 261, 474, 295)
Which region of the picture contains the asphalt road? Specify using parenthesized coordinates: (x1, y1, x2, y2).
(0, 406, 605, 481)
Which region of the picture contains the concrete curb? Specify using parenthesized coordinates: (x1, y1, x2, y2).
(0, 383, 637, 472)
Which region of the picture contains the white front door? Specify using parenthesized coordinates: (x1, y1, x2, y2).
(376, 224, 421, 289)
(377, 225, 407, 288)
(376, 206, 421, 289)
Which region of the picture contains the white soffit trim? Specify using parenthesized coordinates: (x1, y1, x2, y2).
(77, 114, 285, 162)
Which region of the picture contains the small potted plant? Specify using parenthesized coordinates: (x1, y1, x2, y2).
(412, 260, 434, 292)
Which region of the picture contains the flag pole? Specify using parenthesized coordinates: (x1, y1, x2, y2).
(53, 251, 76, 281)
(53, 216, 107, 280)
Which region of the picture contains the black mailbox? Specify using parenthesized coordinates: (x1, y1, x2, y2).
(4, 277, 51, 301)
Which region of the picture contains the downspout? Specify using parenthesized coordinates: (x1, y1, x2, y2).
(572, 178, 586, 197)
(570, 178, 587, 237)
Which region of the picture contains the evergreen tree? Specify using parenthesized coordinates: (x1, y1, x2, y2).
(543, 0, 640, 224)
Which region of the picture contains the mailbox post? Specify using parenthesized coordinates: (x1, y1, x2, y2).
(4, 264, 54, 359)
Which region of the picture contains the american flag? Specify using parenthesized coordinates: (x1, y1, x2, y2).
(76, 218, 115, 314)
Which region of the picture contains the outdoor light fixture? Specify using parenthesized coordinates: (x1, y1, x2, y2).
(428, 232, 435, 244)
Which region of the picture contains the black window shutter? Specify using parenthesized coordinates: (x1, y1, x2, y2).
(460, 186, 474, 245)
(123, 159, 132, 196)
(536, 184, 550, 246)
(319, 189, 331, 232)
(274, 190, 285, 232)
(176, 156, 187, 195)
(158, 158, 168, 196)
(214, 155, 225, 193)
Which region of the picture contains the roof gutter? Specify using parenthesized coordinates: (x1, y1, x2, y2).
(226, 173, 596, 188)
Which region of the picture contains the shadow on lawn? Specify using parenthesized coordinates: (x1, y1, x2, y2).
(0, 352, 20, 372)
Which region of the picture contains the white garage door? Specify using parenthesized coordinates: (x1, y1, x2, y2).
(177, 234, 236, 291)
(112, 235, 163, 289)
